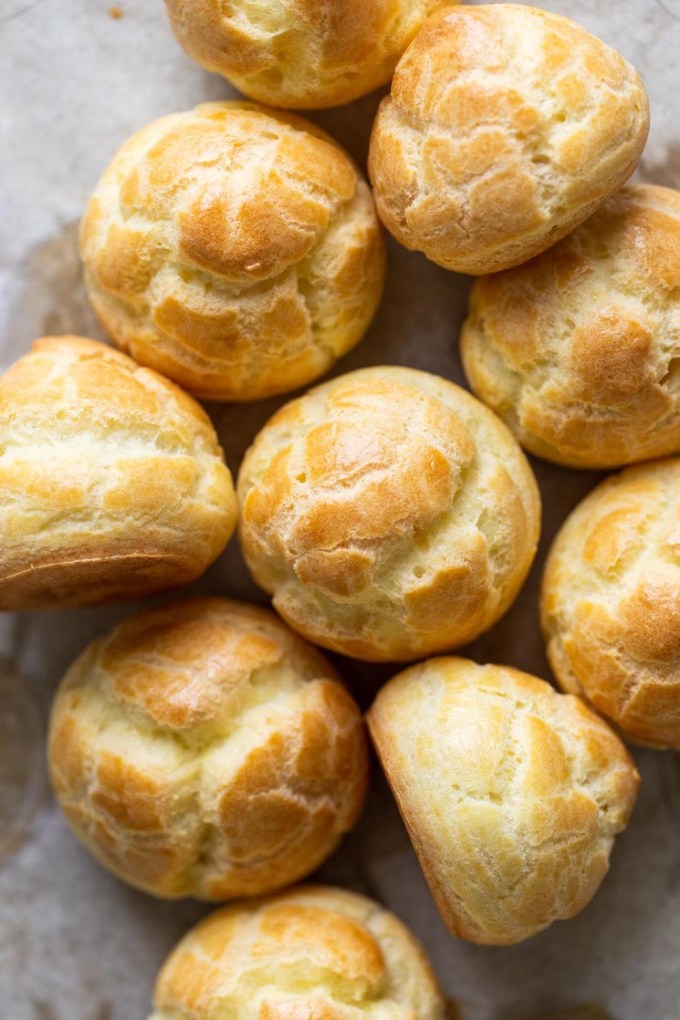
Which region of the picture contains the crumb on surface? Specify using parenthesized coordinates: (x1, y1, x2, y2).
(108, 5, 123, 18)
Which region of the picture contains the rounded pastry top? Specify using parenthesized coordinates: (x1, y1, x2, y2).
(542, 458, 680, 749)
(462, 184, 680, 468)
(368, 657, 639, 945)
(0, 336, 235, 609)
(165, 0, 451, 109)
(148, 884, 446, 1019)
(81, 102, 385, 400)
(368, 4, 649, 274)
(238, 366, 540, 661)
(48, 598, 368, 899)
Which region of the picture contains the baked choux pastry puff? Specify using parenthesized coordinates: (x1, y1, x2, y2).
(543, 459, 680, 750)
(80, 102, 385, 402)
(165, 0, 452, 110)
(48, 599, 369, 899)
(237, 366, 541, 661)
(462, 184, 680, 468)
(147, 885, 446, 1019)
(368, 659, 639, 946)
(369, 4, 649, 274)
(0, 336, 236, 610)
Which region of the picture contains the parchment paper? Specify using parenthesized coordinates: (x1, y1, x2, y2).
(1, 2, 680, 1018)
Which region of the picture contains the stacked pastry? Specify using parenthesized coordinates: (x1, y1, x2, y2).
(6, 0, 678, 1013)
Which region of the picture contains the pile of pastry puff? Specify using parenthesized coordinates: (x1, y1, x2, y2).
(5, 1, 679, 1016)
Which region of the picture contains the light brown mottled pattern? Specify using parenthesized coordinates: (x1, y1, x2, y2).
(0, 336, 235, 609)
(461, 184, 680, 468)
(80, 102, 385, 401)
(542, 459, 680, 749)
(237, 366, 540, 662)
(147, 885, 446, 1019)
(165, 0, 451, 109)
(368, 4, 649, 274)
(48, 599, 369, 900)
(368, 658, 639, 945)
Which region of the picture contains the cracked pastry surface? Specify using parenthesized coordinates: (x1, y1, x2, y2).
(367, 657, 639, 945)
(0, 336, 235, 610)
(147, 884, 446, 1019)
(165, 0, 451, 110)
(237, 366, 540, 662)
(368, 4, 649, 275)
(80, 102, 385, 401)
(48, 598, 369, 900)
(461, 184, 680, 469)
(542, 459, 680, 749)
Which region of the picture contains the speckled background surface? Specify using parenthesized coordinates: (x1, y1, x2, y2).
(1, 2, 679, 1018)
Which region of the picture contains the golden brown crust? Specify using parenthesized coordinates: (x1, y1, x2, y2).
(165, 0, 450, 109)
(48, 599, 369, 900)
(368, 4, 649, 274)
(80, 102, 385, 401)
(542, 459, 680, 749)
(367, 658, 639, 945)
(461, 184, 680, 468)
(0, 336, 235, 609)
(237, 366, 540, 662)
(147, 885, 446, 1019)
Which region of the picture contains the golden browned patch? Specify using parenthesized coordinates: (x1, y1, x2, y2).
(259, 1003, 343, 1019)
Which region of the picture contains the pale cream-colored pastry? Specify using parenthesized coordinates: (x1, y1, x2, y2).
(368, 657, 639, 946)
(147, 884, 446, 1019)
(237, 366, 540, 662)
(0, 336, 235, 610)
(80, 102, 385, 401)
(542, 459, 680, 750)
(48, 598, 369, 900)
(461, 184, 680, 469)
(368, 4, 649, 275)
(165, 0, 451, 110)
